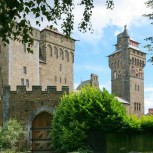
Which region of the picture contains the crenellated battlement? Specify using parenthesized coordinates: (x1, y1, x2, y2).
(3, 85, 69, 95)
(1, 85, 69, 125)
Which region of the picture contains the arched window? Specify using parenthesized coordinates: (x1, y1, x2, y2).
(65, 50, 69, 61)
(59, 48, 64, 60)
(131, 66, 135, 76)
(48, 45, 52, 57)
(140, 60, 142, 67)
(132, 57, 134, 65)
(142, 61, 145, 67)
(39, 45, 46, 61)
(71, 52, 74, 63)
(113, 71, 117, 79)
(137, 59, 139, 66)
(135, 58, 136, 65)
(135, 69, 138, 77)
(139, 69, 142, 78)
(54, 46, 58, 58)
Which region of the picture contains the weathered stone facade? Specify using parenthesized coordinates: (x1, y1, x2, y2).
(39, 27, 75, 92)
(108, 26, 146, 117)
(0, 26, 75, 93)
(0, 27, 75, 130)
(1, 85, 69, 149)
(0, 29, 40, 92)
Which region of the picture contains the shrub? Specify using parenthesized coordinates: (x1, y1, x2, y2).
(123, 115, 141, 132)
(51, 86, 127, 152)
(140, 115, 153, 132)
(0, 119, 25, 151)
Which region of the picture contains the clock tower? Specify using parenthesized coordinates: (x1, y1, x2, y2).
(108, 26, 146, 116)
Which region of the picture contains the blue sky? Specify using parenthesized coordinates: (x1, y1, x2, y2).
(31, 0, 153, 114)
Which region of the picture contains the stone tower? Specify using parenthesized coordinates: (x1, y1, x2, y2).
(90, 73, 99, 88)
(39, 27, 75, 92)
(0, 28, 40, 94)
(108, 26, 146, 117)
(0, 26, 75, 94)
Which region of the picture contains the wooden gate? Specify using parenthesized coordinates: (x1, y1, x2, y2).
(31, 112, 53, 153)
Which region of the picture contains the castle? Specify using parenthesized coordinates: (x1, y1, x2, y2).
(108, 25, 146, 117)
(0, 26, 75, 95)
(0, 26, 75, 152)
(0, 26, 146, 152)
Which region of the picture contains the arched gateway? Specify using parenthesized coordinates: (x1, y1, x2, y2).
(31, 112, 53, 153)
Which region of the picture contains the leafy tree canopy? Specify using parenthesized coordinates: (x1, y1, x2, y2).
(51, 86, 127, 153)
(0, 0, 114, 52)
(144, 0, 153, 63)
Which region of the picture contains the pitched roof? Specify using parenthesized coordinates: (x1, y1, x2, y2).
(115, 97, 130, 105)
(76, 80, 90, 90)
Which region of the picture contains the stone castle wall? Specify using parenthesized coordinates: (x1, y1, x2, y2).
(8, 28, 40, 91)
(39, 28, 75, 92)
(0, 39, 9, 95)
(1, 85, 69, 126)
(0, 27, 75, 94)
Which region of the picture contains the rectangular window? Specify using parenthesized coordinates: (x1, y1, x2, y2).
(59, 64, 62, 71)
(21, 78, 24, 85)
(23, 66, 27, 74)
(139, 103, 141, 111)
(60, 77, 62, 83)
(138, 85, 139, 91)
(134, 103, 136, 111)
(55, 76, 57, 82)
(26, 79, 29, 88)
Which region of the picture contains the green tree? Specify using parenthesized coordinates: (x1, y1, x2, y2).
(140, 115, 153, 132)
(0, 0, 114, 52)
(0, 119, 25, 152)
(51, 86, 127, 153)
(143, 0, 153, 63)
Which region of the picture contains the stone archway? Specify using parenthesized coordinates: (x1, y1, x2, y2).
(31, 111, 53, 153)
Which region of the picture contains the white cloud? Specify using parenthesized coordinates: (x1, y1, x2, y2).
(72, 0, 150, 42)
(27, 0, 150, 43)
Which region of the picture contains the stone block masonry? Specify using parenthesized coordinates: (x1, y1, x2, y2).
(1, 85, 69, 126)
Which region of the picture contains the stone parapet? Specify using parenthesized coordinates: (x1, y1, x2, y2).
(1, 85, 69, 125)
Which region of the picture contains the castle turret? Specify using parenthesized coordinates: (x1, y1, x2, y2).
(108, 26, 146, 117)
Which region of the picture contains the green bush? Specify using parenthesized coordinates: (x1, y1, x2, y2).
(140, 115, 153, 132)
(123, 115, 141, 132)
(51, 86, 127, 153)
(0, 119, 25, 152)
